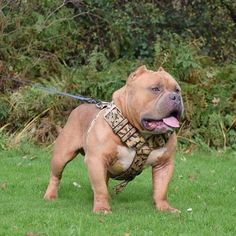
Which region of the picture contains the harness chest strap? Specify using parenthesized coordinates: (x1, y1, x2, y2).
(103, 103, 169, 193)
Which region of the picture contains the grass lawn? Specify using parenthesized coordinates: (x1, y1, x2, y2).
(0, 139, 236, 236)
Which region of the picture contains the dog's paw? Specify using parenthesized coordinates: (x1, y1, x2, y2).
(93, 208, 112, 215)
(44, 189, 58, 201)
(165, 207, 181, 214)
(155, 200, 181, 214)
(93, 196, 111, 214)
(93, 204, 111, 214)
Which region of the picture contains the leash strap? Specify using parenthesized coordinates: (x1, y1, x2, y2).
(2, 76, 103, 105)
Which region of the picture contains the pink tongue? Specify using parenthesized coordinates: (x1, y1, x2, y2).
(163, 116, 180, 128)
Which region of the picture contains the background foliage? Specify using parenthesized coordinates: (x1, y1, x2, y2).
(0, 0, 235, 149)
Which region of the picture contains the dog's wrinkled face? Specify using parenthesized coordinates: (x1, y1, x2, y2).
(115, 66, 184, 134)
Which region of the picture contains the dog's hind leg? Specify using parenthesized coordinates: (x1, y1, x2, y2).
(44, 108, 84, 200)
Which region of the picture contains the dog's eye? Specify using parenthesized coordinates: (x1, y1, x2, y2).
(175, 88, 181, 93)
(152, 87, 161, 93)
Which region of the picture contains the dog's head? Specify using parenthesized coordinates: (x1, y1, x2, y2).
(113, 65, 184, 134)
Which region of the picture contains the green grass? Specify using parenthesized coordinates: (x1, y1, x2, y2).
(0, 139, 236, 236)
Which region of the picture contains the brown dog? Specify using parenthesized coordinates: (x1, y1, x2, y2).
(44, 66, 184, 213)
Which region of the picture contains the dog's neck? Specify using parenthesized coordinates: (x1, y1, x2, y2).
(104, 102, 146, 149)
(112, 86, 142, 130)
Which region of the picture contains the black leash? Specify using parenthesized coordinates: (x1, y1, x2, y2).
(2, 76, 104, 105)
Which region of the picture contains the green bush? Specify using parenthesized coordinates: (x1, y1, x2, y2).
(0, 0, 235, 149)
(179, 64, 236, 149)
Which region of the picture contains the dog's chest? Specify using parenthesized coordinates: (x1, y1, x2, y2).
(108, 145, 167, 175)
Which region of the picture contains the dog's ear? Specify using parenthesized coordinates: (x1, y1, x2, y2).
(127, 65, 147, 84)
(113, 65, 147, 107)
(158, 66, 165, 72)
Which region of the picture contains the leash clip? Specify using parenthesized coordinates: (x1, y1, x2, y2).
(96, 101, 110, 109)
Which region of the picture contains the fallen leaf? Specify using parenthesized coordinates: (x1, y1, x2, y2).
(30, 156, 37, 161)
(188, 175, 195, 181)
(187, 208, 193, 212)
(0, 183, 7, 189)
(212, 97, 220, 106)
(210, 169, 215, 174)
(73, 182, 81, 188)
(26, 232, 39, 236)
(184, 145, 194, 154)
(174, 187, 179, 194)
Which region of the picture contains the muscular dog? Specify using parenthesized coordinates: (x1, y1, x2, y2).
(44, 66, 184, 213)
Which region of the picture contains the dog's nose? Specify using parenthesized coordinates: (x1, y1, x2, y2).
(169, 92, 181, 104)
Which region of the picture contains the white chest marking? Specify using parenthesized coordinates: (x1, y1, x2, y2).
(145, 148, 167, 165)
(117, 145, 136, 170)
(116, 145, 167, 170)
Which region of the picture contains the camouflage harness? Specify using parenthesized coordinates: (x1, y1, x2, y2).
(100, 102, 170, 193)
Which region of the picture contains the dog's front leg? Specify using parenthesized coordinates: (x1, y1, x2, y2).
(85, 154, 111, 214)
(152, 157, 180, 213)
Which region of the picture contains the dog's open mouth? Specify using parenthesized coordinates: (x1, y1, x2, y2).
(141, 112, 180, 133)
